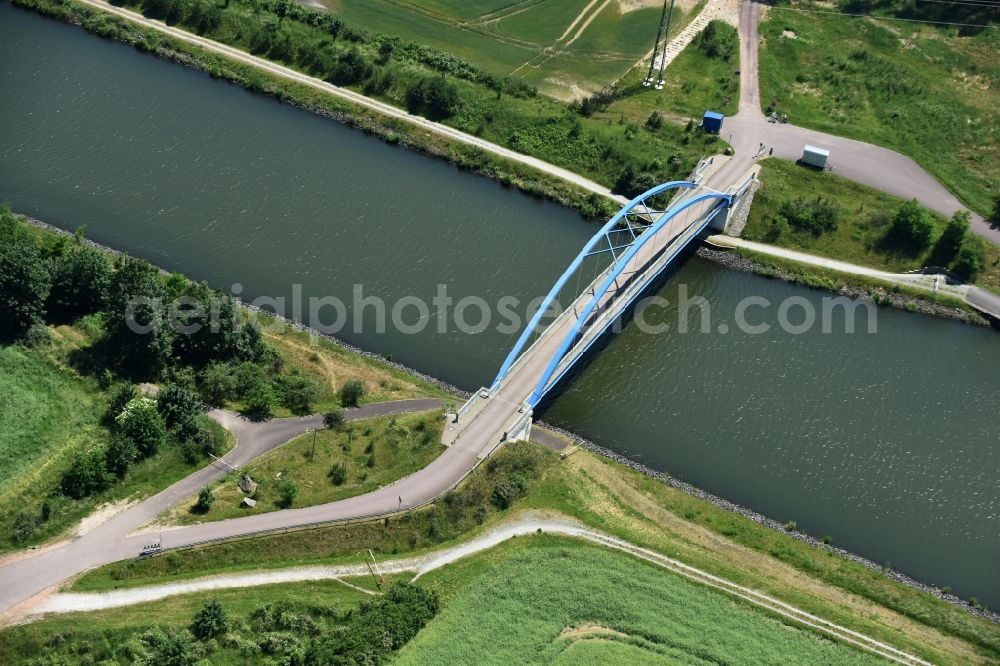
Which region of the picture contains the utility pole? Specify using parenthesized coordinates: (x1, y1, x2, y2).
(644, 0, 676, 90)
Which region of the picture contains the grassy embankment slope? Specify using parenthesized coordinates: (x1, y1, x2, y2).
(0, 538, 888, 665)
(758, 0, 1000, 217)
(72, 442, 1000, 665)
(14, 0, 724, 216)
(161, 410, 445, 525)
(399, 537, 882, 665)
(0, 212, 448, 552)
(744, 159, 1000, 294)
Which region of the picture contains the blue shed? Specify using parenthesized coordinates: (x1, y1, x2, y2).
(702, 110, 724, 134)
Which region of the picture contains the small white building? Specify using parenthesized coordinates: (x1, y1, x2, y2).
(801, 145, 830, 169)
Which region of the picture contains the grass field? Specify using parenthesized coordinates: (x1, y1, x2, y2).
(72, 441, 1000, 665)
(758, 1, 1000, 217)
(398, 536, 883, 665)
(328, 0, 672, 99)
(743, 159, 1000, 293)
(0, 342, 104, 496)
(162, 410, 445, 524)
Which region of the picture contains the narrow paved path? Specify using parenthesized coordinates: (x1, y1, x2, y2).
(0, 399, 442, 621)
(32, 513, 930, 666)
(71, 0, 624, 203)
(708, 1, 999, 246)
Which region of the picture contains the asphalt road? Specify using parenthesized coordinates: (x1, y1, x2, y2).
(0, 399, 442, 620)
(709, 1, 1000, 247)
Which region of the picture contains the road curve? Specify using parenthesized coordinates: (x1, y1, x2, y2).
(0, 399, 443, 620)
(714, 0, 999, 246)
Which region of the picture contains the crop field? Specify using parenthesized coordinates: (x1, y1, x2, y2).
(325, 0, 686, 99)
(758, 1, 1000, 217)
(163, 410, 445, 524)
(398, 535, 884, 665)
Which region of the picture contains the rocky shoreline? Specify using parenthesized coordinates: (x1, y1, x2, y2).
(696, 245, 990, 326)
(536, 419, 1000, 624)
(20, 213, 998, 623)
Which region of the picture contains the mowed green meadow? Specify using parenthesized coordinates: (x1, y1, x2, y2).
(397, 536, 885, 665)
(326, 0, 669, 98)
(0, 342, 104, 496)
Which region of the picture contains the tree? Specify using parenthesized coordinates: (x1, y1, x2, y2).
(104, 257, 174, 376)
(157, 383, 204, 433)
(108, 382, 138, 420)
(46, 244, 111, 322)
(329, 462, 347, 486)
(405, 76, 461, 120)
(118, 398, 167, 458)
(952, 237, 984, 281)
(0, 209, 51, 340)
(193, 487, 215, 514)
(198, 361, 236, 407)
(278, 480, 298, 508)
(105, 434, 139, 478)
(933, 210, 969, 263)
(339, 378, 365, 407)
(323, 409, 345, 430)
(991, 196, 1000, 228)
(243, 384, 274, 421)
(328, 47, 373, 85)
(888, 200, 934, 251)
(645, 110, 663, 130)
(696, 20, 737, 60)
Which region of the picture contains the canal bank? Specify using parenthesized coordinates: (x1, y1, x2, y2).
(19, 209, 999, 626)
(2, 2, 999, 610)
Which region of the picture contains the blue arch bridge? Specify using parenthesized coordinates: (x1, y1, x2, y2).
(442, 176, 755, 456)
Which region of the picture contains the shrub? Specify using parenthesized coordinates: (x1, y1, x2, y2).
(405, 75, 461, 120)
(278, 480, 298, 508)
(198, 361, 236, 407)
(339, 378, 365, 407)
(952, 236, 984, 280)
(118, 398, 166, 458)
(130, 626, 198, 665)
(243, 385, 274, 421)
(60, 448, 113, 499)
(193, 487, 215, 514)
(24, 322, 52, 348)
(327, 47, 372, 85)
(888, 199, 934, 251)
(779, 197, 839, 236)
(108, 382, 138, 420)
(190, 598, 228, 640)
(933, 210, 969, 263)
(157, 383, 204, 432)
(329, 463, 347, 486)
(11, 512, 38, 544)
(323, 409, 345, 430)
(695, 20, 737, 61)
(105, 434, 139, 478)
(277, 374, 320, 415)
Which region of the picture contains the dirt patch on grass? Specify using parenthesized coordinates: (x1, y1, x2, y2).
(557, 622, 628, 642)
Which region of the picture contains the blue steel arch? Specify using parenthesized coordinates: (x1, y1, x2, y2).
(490, 180, 697, 392)
(527, 189, 732, 407)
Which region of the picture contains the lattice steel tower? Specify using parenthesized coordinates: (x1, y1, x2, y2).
(643, 0, 676, 89)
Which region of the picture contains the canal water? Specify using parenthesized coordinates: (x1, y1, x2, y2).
(2, 2, 998, 607)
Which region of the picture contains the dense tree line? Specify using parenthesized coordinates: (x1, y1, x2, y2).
(23, 584, 439, 665)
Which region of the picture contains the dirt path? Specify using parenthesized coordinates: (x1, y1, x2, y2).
(32, 512, 930, 666)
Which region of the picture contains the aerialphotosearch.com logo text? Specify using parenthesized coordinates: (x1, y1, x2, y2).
(125, 282, 878, 339)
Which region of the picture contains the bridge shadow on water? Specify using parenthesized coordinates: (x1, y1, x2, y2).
(531, 237, 705, 416)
